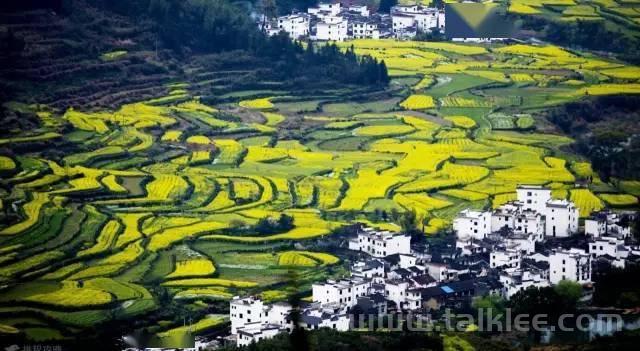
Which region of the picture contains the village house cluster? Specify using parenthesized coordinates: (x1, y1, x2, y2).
(227, 184, 638, 347)
(261, 2, 445, 41)
(229, 296, 350, 347)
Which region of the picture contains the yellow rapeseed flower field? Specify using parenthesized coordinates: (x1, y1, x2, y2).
(0, 193, 49, 235)
(239, 97, 274, 109)
(444, 116, 477, 129)
(570, 188, 604, 217)
(166, 259, 216, 279)
(400, 94, 436, 110)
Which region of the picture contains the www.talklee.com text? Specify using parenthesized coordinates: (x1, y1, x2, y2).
(347, 309, 625, 332)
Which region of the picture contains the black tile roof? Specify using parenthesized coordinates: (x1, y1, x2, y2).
(413, 274, 436, 285)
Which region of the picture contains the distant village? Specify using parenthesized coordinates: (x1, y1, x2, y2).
(258, 2, 447, 42)
(222, 184, 638, 347)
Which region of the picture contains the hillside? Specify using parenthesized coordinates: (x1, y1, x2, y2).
(0, 0, 387, 116)
(0, 1, 180, 110)
(1, 0, 640, 348)
(437, 0, 640, 61)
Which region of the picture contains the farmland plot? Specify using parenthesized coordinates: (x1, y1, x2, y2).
(2, 38, 640, 341)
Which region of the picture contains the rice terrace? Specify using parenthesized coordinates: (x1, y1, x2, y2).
(1, 1, 640, 347)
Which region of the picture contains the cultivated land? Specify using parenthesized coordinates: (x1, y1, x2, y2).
(1, 38, 639, 342)
(427, 0, 640, 38)
(504, 0, 640, 28)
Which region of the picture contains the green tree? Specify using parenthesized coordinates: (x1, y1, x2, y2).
(473, 294, 506, 315)
(399, 209, 418, 233)
(554, 280, 583, 307)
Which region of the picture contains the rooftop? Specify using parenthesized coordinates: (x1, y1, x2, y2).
(517, 184, 550, 190)
(456, 209, 488, 219)
(547, 199, 575, 209)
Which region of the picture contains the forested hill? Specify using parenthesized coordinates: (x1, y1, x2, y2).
(0, 0, 389, 118)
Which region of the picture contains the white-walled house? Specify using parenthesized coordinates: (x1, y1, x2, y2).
(350, 20, 380, 39)
(384, 280, 408, 308)
(350, 227, 411, 257)
(437, 10, 445, 32)
(491, 203, 517, 233)
(236, 322, 285, 347)
(230, 297, 350, 346)
(390, 5, 441, 36)
(515, 211, 545, 240)
(348, 5, 370, 17)
(391, 13, 416, 38)
(457, 185, 578, 240)
(315, 16, 349, 41)
(453, 209, 492, 240)
(545, 199, 579, 237)
(299, 306, 350, 331)
(397, 253, 418, 269)
(490, 249, 521, 271)
(312, 278, 371, 307)
(308, 2, 342, 17)
(424, 262, 448, 282)
(585, 211, 633, 238)
(276, 13, 310, 39)
(505, 233, 537, 254)
(411, 10, 439, 32)
(230, 296, 267, 334)
(549, 248, 591, 284)
(589, 236, 629, 268)
(499, 269, 550, 298)
(517, 185, 552, 214)
(491, 203, 545, 241)
(384, 280, 421, 310)
(267, 302, 293, 326)
(351, 259, 385, 279)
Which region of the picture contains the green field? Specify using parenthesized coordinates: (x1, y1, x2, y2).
(0, 38, 639, 341)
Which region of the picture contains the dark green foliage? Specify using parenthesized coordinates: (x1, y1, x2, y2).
(520, 16, 640, 64)
(592, 264, 640, 308)
(545, 96, 640, 181)
(584, 329, 640, 351)
(220, 328, 444, 351)
(84, 0, 389, 87)
(253, 214, 295, 235)
(378, 0, 398, 13)
(473, 294, 507, 316)
(509, 284, 580, 322)
(147, 0, 256, 52)
(554, 280, 583, 306)
(274, 0, 317, 15)
(415, 28, 446, 42)
(397, 209, 419, 235)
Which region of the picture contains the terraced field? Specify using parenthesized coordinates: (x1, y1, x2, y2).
(504, 0, 640, 29)
(434, 0, 640, 42)
(1, 39, 639, 342)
